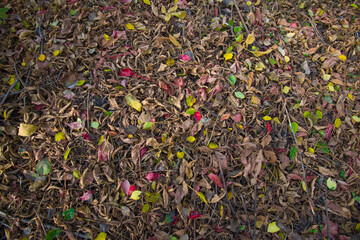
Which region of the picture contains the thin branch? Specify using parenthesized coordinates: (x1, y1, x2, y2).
(233, 0, 250, 34)
(253, 186, 257, 240)
(324, 184, 330, 240)
(285, 106, 315, 215)
(1, 78, 19, 105)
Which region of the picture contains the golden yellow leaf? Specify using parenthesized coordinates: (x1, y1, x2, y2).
(94, 232, 107, 240)
(126, 23, 135, 30)
(263, 116, 272, 121)
(171, 11, 186, 19)
(103, 34, 109, 40)
(283, 86, 290, 94)
(38, 54, 45, 62)
(223, 52, 233, 61)
(284, 56, 290, 62)
(308, 147, 315, 154)
(302, 180, 307, 192)
(143, 0, 151, 5)
(338, 55, 346, 61)
(328, 82, 335, 92)
(251, 96, 261, 105)
(273, 117, 280, 124)
(18, 124, 38, 137)
(186, 136, 196, 143)
(55, 132, 65, 142)
(348, 93, 354, 101)
(53, 50, 60, 57)
(334, 118, 341, 128)
(208, 142, 218, 149)
(245, 33, 255, 45)
(255, 62, 265, 71)
(177, 151, 184, 158)
(166, 58, 175, 66)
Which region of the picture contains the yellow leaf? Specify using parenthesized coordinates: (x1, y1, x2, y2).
(166, 58, 175, 66)
(98, 135, 105, 145)
(208, 142, 218, 149)
(125, 94, 142, 112)
(94, 232, 107, 240)
(55, 132, 65, 142)
(53, 50, 60, 57)
(38, 54, 45, 62)
(177, 151, 184, 158)
(164, 14, 172, 22)
(267, 222, 280, 233)
(103, 34, 109, 41)
(251, 96, 261, 105)
(168, 5, 178, 13)
(326, 178, 337, 190)
(186, 136, 196, 143)
(143, 0, 151, 5)
(348, 93, 354, 101)
(161, 5, 166, 14)
(18, 124, 38, 137)
(7, 75, 15, 85)
(302, 180, 307, 192)
(168, 34, 182, 48)
(308, 147, 315, 154)
(328, 82, 335, 92)
(338, 55, 346, 61)
(322, 74, 331, 81)
(171, 11, 186, 19)
(283, 86, 290, 94)
(245, 33, 255, 45)
(255, 62, 265, 71)
(284, 56, 290, 62)
(220, 205, 224, 217)
(126, 23, 135, 30)
(334, 118, 341, 128)
(273, 117, 280, 124)
(130, 190, 142, 200)
(21, 62, 26, 66)
(223, 52, 233, 61)
(263, 116, 272, 121)
(227, 192, 233, 200)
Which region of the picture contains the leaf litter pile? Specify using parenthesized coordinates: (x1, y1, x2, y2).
(0, 0, 360, 239)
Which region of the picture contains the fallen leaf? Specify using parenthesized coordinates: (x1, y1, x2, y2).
(94, 232, 107, 240)
(130, 190, 142, 200)
(224, 52, 233, 61)
(179, 54, 191, 61)
(79, 190, 94, 201)
(119, 68, 134, 77)
(145, 172, 161, 181)
(208, 173, 223, 188)
(19, 124, 38, 137)
(267, 222, 280, 233)
(245, 33, 255, 45)
(125, 94, 142, 112)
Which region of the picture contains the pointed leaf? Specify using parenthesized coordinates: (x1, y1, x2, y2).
(125, 94, 142, 112)
(197, 192, 208, 204)
(94, 232, 107, 240)
(145, 172, 161, 181)
(208, 173, 223, 188)
(79, 190, 94, 201)
(143, 0, 151, 5)
(245, 33, 255, 45)
(18, 124, 38, 137)
(64, 148, 71, 161)
(130, 190, 142, 200)
(188, 211, 202, 219)
(290, 122, 298, 134)
(267, 222, 280, 233)
(234, 92, 245, 99)
(186, 136, 196, 143)
(228, 75, 236, 85)
(35, 159, 51, 176)
(143, 122, 154, 130)
(119, 68, 134, 77)
(208, 142, 218, 149)
(45, 228, 60, 240)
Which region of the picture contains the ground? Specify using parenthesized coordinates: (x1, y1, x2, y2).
(0, 0, 360, 239)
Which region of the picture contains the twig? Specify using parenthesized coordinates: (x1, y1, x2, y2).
(285, 106, 315, 215)
(324, 183, 330, 240)
(239, 194, 252, 235)
(87, 71, 94, 129)
(253, 186, 257, 240)
(233, 0, 250, 34)
(1, 78, 19, 105)
(276, 222, 305, 240)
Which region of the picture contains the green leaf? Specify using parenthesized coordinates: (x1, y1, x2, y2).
(316, 110, 323, 119)
(105, 111, 112, 116)
(45, 228, 60, 240)
(73, 170, 81, 179)
(143, 122, 154, 130)
(197, 192, 208, 204)
(234, 92, 245, 99)
(186, 96, 196, 107)
(142, 203, 150, 213)
(352, 116, 360, 122)
(239, 225, 246, 231)
(303, 111, 311, 118)
(0, 8, 10, 14)
(226, 46, 233, 53)
(186, 108, 196, 115)
(234, 27, 241, 33)
(289, 146, 297, 160)
(70, 9, 78, 16)
(269, 57, 277, 65)
(235, 33, 243, 42)
(76, 80, 85, 86)
(91, 121, 99, 129)
(208, 142, 218, 149)
(64, 148, 71, 161)
(62, 208, 74, 221)
(290, 122, 298, 134)
(228, 75, 236, 85)
(35, 158, 51, 176)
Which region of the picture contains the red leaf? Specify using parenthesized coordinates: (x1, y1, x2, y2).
(174, 78, 185, 88)
(128, 185, 136, 195)
(266, 122, 272, 133)
(188, 211, 202, 220)
(119, 68, 134, 77)
(79, 190, 94, 201)
(208, 173, 223, 188)
(194, 111, 201, 122)
(179, 54, 191, 61)
(324, 124, 333, 142)
(141, 147, 147, 159)
(145, 172, 161, 182)
(82, 133, 93, 141)
(233, 113, 242, 122)
(121, 180, 130, 195)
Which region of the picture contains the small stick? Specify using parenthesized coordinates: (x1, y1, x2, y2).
(233, 0, 250, 34)
(324, 184, 330, 240)
(1, 78, 19, 105)
(253, 186, 257, 240)
(285, 106, 315, 215)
